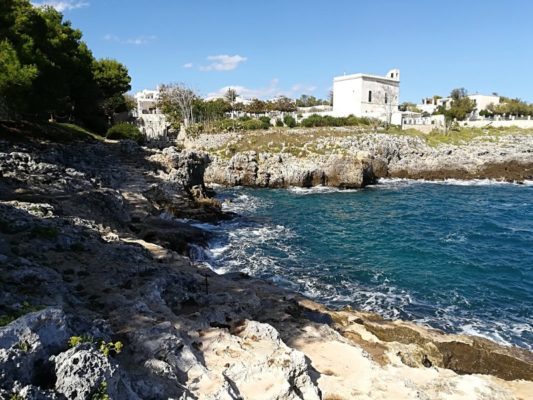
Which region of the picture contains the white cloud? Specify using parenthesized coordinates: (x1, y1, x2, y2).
(200, 54, 247, 72)
(104, 34, 156, 46)
(183, 63, 194, 69)
(207, 79, 318, 100)
(291, 84, 317, 94)
(32, 0, 89, 11)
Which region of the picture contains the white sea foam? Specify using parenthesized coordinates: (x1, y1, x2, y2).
(442, 232, 467, 243)
(221, 193, 264, 213)
(459, 324, 515, 347)
(288, 185, 359, 195)
(377, 177, 533, 187)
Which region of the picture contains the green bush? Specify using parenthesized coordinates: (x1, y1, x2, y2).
(275, 118, 284, 127)
(106, 123, 143, 142)
(258, 116, 271, 129)
(300, 114, 371, 128)
(283, 115, 297, 128)
(205, 117, 274, 132)
(186, 123, 204, 138)
(242, 119, 266, 130)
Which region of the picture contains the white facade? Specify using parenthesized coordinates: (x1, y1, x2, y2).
(402, 113, 446, 133)
(333, 69, 400, 122)
(134, 89, 169, 140)
(417, 94, 500, 119)
(468, 94, 500, 118)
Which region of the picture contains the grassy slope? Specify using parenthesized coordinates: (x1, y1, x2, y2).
(0, 120, 105, 142)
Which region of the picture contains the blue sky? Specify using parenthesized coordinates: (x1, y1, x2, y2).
(35, 0, 533, 103)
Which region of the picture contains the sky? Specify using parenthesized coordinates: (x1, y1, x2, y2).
(33, 0, 533, 103)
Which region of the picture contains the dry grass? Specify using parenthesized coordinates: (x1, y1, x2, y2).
(208, 125, 533, 158)
(211, 127, 365, 159)
(388, 125, 533, 147)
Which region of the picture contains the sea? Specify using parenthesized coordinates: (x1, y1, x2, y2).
(189, 179, 533, 349)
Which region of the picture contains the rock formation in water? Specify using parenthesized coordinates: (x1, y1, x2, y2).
(206, 151, 376, 188)
(1, 132, 532, 399)
(191, 129, 533, 186)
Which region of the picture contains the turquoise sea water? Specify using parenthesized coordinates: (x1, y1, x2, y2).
(193, 180, 533, 349)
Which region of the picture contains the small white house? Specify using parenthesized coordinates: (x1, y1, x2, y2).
(333, 69, 400, 122)
(134, 88, 169, 140)
(468, 94, 500, 118)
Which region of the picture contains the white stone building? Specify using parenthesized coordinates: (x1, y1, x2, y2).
(417, 94, 500, 119)
(133, 89, 169, 140)
(332, 69, 400, 122)
(468, 94, 500, 118)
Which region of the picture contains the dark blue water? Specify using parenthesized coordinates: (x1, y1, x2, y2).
(195, 180, 533, 349)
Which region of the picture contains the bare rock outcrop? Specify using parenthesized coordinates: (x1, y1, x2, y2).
(205, 151, 376, 188)
(191, 129, 533, 183)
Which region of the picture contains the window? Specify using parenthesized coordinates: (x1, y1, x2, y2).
(391, 73, 394, 78)
(368, 90, 372, 103)
(385, 93, 388, 104)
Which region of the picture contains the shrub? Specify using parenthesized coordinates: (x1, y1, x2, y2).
(106, 123, 143, 142)
(258, 116, 271, 129)
(283, 115, 297, 128)
(300, 114, 370, 128)
(275, 118, 284, 127)
(186, 123, 204, 138)
(242, 119, 265, 130)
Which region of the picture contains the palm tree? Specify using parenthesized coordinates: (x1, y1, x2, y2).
(225, 88, 238, 119)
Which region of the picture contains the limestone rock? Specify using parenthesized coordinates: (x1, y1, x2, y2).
(0, 308, 70, 388)
(206, 151, 375, 188)
(53, 343, 138, 400)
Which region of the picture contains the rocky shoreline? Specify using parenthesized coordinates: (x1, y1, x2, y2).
(188, 129, 533, 187)
(1, 131, 532, 399)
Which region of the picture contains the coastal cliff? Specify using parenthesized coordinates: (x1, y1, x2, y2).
(1, 129, 532, 399)
(189, 128, 533, 187)
(205, 151, 376, 188)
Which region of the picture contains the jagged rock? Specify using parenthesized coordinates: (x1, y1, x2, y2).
(126, 322, 209, 399)
(53, 343, 138, 400)
(193, 129, 533, 182)
(0, 308, 70, 388)
(206, 151, 375, 188)
(7, 383, 59, 399)
(200, 320, 321, 400)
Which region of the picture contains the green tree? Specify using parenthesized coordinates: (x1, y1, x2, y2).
(193, 98, 230, 125)
(270, 96, 296, 112)
(92, 58, 131, 123)
(245, 98, 268, 114)
(399, 102, 421, 112)
(491, 98, 531, 117)
(295, 94, 328, 108)
(435, 88, 475, 124)
(0, 40, 38, 115)
(0, 0, 131, 132)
